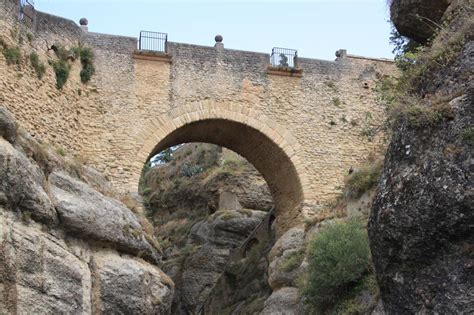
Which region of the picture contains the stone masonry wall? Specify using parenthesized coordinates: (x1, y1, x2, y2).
(0, 3, 396, 227)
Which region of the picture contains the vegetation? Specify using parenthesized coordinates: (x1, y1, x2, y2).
(75, 46, 95, 83)
(29, 52, 46, 79)
(2, 46, 21, 65)
(281, 249, 305, 272)
(344, 162, 382, 199)
(303, 218, 371, 311)
(50, 59, 70, 89)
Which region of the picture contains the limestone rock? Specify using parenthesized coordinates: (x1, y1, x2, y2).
(91, 251, 174, 314)
(174, 245, 229, 314)
(267, 226, 306, 289)
(190, 209, 266, 248)
(0, 138, 56, 223)
(390, 0, 450, 43)
(369, 92, 473, 313)
(260, 287, 301, 315)
(0, 107, 17, 143)
(0, 213, 91, 314)
(49, 171, 160, 264)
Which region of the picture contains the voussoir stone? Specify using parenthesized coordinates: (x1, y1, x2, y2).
(0, 137, 56, 223)
(91, 251, 174, 314)
(49, 171, 160, 264)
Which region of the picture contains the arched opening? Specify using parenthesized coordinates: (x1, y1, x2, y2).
(143, 118, 305, 230)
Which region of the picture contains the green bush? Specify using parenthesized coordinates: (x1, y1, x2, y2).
(303, 218, 371, 309)
(51, 59, 70, 89)
(3, 46, 21, 65)
(77, 46, 95, 83)
(345, 164, 382, 199)
(281, 249, 305, 272)
(29, 52, 46, 79)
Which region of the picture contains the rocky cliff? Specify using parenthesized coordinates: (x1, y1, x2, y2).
(140, 143, 274, 313)
(0, 107, 174, 313)
(369, 1, 473, 313)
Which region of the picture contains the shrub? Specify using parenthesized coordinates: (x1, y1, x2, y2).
(76, 46, 95, 83)
(29, 52, 46, 79)
(50, 59, 70, 89)
(181, 164, 203, 177)
(281, 249, 305, 272)
(345, 163, 382, 199)
(3, 46, 21, 65)
(303, 218, 371, 309)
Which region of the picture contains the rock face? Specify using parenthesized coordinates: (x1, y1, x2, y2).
(267, 227, 306, 290)
(91, 252, 174, 314)
(261, 287, 301, 315)
(390, 0, 450, 43)
(0, 138, 56, 223)
(369, 2, 473, 313)
(0, 214, 92, 314)
(0, 107, 17, 143)
(50, 171, 160, 264)
(0, 107, 174, 314)
(169, 209, 267, 314)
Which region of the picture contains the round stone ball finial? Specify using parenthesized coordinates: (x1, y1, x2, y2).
(215, 35, 223, 43)
(79, 18, 88, 26)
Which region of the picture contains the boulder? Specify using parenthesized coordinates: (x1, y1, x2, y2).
(369, 93, 473, 313)
(91, 251, 174, 314)
(0, 138, 56, 223)
(49, 171, 160, 264)
(0, 107, 18, 143)
(174, 245, 229, 313)
(190, 209, 266, 247)
(0, 214, 91, 314)
(390, 0, 450, 43)
(260, 287, 301, 315)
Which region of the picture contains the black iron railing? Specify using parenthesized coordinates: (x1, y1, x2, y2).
(270, 47, 298, 68)
(138, 31, 168, 53)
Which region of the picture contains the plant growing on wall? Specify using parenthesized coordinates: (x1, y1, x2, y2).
(74, 46, 95, 83)
(29, 52, 46, 79)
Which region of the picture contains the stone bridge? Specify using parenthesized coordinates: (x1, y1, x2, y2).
(0, 1, 395, 230)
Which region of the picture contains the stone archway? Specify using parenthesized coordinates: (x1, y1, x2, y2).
(133, 100, 310, 232)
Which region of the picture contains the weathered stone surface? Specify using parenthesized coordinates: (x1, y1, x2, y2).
(269, 226, 305, 260)
(190, 210, 266, 248)
(173, 245, 229, 314)
(91, 251, 174, 314)
(0, 213, 91, 314)
(0, 138, 56, 223)
(390, 0, 450, 43)
(369, 93, 473, 313)
(0, 107, 17, 143)
(267, 226, 306, 289)
(49, 171, 160, 264)
(260, 287, 301, 315)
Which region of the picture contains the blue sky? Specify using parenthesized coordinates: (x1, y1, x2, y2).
(34, 0, 394, 61)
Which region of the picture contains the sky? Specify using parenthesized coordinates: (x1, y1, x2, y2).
(34, 0, 395, 61)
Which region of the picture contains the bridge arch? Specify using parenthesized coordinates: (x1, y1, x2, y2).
(132, 100, 311, 231)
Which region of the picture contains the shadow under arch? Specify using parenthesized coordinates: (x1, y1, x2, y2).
(136, 102, 309, 232)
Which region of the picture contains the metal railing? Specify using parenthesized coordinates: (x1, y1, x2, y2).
(270, 47, 298, 68)
(138, 31, 168, 53)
